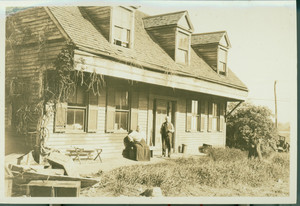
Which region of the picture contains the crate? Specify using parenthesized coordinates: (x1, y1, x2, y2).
(27, 180, 81, 197)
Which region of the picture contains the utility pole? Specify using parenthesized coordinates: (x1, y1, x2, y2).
(274, 80, 278, 129)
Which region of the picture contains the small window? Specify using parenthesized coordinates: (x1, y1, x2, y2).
(218, 48, 227, 75)
(186, 99, 201, 132)
(113, 7, 133, 48)
(177, 31, 190, 64)
(114, 90, 129, 131)
(114, 26, 130, 48)
(211, 102, 221, 131)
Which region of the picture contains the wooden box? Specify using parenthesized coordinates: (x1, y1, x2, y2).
(27, 180, 81, 197)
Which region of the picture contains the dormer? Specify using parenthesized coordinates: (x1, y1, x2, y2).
(83, 6, 135, 48)
(191, 31, 231, 75)
(143, 11, 194, 65)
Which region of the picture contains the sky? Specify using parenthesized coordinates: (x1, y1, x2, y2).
(0, 1, 297, 123)
(138, 1, 297, 124)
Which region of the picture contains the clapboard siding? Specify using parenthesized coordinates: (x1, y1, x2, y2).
(147, 27, 177, 59)
(5, 6, 67, 133)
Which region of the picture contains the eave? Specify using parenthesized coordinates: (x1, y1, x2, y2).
(73, 49, 248, 101)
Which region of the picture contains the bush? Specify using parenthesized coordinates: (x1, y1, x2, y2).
(226, 102, 278, 157)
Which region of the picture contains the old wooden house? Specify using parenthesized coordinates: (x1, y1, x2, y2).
(5, 6, 248, 158)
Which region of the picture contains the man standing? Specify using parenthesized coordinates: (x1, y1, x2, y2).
(160, 116, 174, 157)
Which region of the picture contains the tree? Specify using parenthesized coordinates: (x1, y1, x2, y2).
(226, 102, 278, 159)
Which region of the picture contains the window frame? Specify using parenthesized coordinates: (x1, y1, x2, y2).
(54, 84, 99, 134)
(65, 106, 86, 133)
(218, 47, 228, 75)
(112, 6, 134, 49)
(114, 89, 130, 132)
(176, 29, 190, 65)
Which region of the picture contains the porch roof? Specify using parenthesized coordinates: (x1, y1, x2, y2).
(47, 7, 248, 96)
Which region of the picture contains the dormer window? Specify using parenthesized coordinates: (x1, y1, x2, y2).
(143, 11, 194, 64)
(114, 26, 130, 48)
(112, 6, 134, 48)
(176, 31, 190, 65)
(191, 31, 231, 76)
(218, 48, 228, 75)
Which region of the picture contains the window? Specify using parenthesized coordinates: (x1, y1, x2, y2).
(191, 100, 199, 131)
(115, 90, 129, 131)
(186, 99, 202, 132)
(66, 86, 87, 132)
(54, 85, 99, 133)
(177, 31, 190, 64)
(212, 103, 219, 131)
(106, 87, 138, 133)
(113, 7, 133, 48)
(114, 26, 130, 48)
(218, 48, 227, 75)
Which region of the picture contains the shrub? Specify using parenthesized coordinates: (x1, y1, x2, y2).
(226, 102, 278, 157)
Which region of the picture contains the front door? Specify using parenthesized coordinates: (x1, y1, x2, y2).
(153, 99, 176, 150)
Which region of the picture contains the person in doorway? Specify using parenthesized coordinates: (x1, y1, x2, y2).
(160, 116, 174, 157)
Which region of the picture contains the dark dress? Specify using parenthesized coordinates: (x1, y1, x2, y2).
(123, 136, 150, 161)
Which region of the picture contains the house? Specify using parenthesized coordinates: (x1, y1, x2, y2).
(5, 6, 248, 158)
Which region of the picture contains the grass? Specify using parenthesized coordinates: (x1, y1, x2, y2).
(84, 148, 289, 197)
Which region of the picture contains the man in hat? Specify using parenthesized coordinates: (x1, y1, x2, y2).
(160, 116, 174, 157)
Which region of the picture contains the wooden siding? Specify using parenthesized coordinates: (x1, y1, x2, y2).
(45, 82, 228, 158)
(147, 27, 177, 59)
(83, 7, 111, 41)
(193, 43, 219, 69)
(5, 7, 67, 132)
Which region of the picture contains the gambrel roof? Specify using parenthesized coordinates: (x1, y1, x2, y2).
(45, 7, 247, 91)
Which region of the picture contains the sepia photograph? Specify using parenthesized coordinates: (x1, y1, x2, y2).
(1, 0, 297, 204)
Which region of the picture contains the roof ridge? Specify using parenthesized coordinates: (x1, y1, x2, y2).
(143, 10, 186, 19)
(193, 31, 226, 35)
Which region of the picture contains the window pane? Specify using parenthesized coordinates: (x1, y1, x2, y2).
(75, 110, 84, 130)
(177, 49, 188, 64)
(191, 116, 197, 131)
(67, 109, 75, 125)
(115, 111, 128, 131)
(115, 90, 128, 110)
(213, 103, 218, 117)
(67, 109, 85, 131)
(192, 100, 198, 114)
(114, 26, 130, 45)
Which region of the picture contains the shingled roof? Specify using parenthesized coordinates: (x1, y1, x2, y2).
(47, 7, 247, 91)
(143, 10, 192, 30)
(192, 31, 231, 47)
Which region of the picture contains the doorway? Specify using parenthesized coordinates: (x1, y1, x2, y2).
(152, 99, 176, 150)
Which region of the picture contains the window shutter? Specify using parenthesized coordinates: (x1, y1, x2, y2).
(186, 99, 192, 132)
(130, 91, 139, 131)
(207, 101, 213, 132)
(218, 103, 225, 132)
(106, 87, 115, 133)
(87, 91, 98, 133)
(54, 102, 67, 133)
